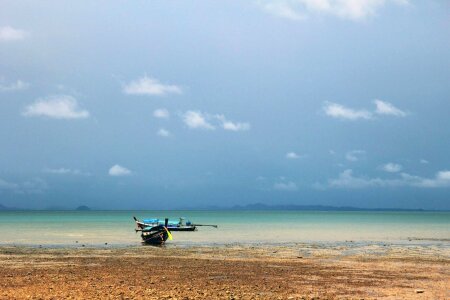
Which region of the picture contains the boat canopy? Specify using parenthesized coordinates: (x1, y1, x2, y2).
(142, 219, 187, 226)
(143, 218, 160, 223)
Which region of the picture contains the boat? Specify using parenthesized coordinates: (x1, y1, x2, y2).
(134, 217, 196, 231)
(139, 225, 171, 245)
(133, 216, 217, 231)
(136, 218, 172, 245)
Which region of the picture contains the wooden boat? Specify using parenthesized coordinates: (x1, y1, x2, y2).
(139, 224, 170, 245)
(136, 218, 172, 245)
(134, 217, 197, 231)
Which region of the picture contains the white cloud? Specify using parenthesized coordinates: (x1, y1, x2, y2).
(324, 100, 409, 121)
(321, 169, 450, 189)
(123, 76, 182, 96)
(261, 1, 306, 21)
(346, 150, 365, 162)
(420, 159, 429, 164)
(21, 178, 48, 194)
(0, 178, 47, 194)
(380, 163, 402, 173)
(182, 111, 215, 130)
(0, 79, 29, 92)
(181, 111, 250, 132)
(108, 164, 132, 176)
(402, 171, 450, 188)
(374, 99, 407, 117)
(0, 26, 27, 42)
(157, 128, 171, 137)
(323, 102, 372, 120)
(43, 168, 89, 176)
(286, 152, 300, 159)
(259, 0, 409, 21)
(153, 108, 170, 119)
(326, 169, 397, 189)
(215, 115, 250, 131)
(22, 95, 89, 119)
(274, 181, 298, 191)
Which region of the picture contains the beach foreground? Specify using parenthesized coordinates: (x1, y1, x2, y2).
(0, 244, 448, 299)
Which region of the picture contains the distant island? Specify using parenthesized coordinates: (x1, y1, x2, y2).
(1, 202, 445, 212)
(0, 204, 92, 211)
(227, 203, 429, 212)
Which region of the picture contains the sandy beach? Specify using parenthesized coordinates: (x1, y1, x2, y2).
(0, 243, 448, 299)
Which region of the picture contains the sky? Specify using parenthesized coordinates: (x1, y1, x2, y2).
(0, 0, 449, 210)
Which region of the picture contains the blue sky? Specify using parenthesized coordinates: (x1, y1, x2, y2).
(0, 0, 449, 209)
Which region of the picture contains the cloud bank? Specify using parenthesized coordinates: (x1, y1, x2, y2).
(323, 102, 372, 120)
(346, 150, 366, 162)
(374, 99, 407, 117)
(183, 111, 215, 130)
(0, 178, 47, 194)
(322, 169, 450, 189)
(324, 100, 407, 121)
(215, 115, 250, 131)
(123, 76, 182, 96)
(22, 95, 89, 119)
(260, 0, 409, 21)
(274, 181, 298, 191)
(380, 163, 402, 173)
(0, 79, 29, 92)
(182, 111, 251, 132)
(43, 168, 89, 176)
(0, 26, 27, 42)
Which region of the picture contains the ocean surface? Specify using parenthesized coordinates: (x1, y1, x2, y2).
(0, 210, 448, 247)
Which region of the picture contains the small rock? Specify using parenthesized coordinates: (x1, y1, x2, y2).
(415, 289, 424, 294)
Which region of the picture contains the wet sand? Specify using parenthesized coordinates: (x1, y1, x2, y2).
(0, 243, 448, 299)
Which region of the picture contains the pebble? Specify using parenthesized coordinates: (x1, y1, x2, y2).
(415, 289, 424, 293)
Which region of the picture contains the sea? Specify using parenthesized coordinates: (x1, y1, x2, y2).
(0, 210, 449, 247)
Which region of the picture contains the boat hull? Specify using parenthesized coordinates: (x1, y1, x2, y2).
(168, 226, 196, 232)
(140, 225, 169, 245)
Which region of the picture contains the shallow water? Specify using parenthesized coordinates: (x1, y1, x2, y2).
(0, 210, 448, 246)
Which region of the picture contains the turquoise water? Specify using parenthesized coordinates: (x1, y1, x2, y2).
(0, 210, 448, 246)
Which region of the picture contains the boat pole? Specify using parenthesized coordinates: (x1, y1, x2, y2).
(192, 224, 218, 228)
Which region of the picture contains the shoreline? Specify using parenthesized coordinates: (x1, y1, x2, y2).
(1, 243, 449, 299)
(1, 237, 449, 249)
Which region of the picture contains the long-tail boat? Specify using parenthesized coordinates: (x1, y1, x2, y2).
(133, 216, 218, 232)
(136, 218, 172, 245)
